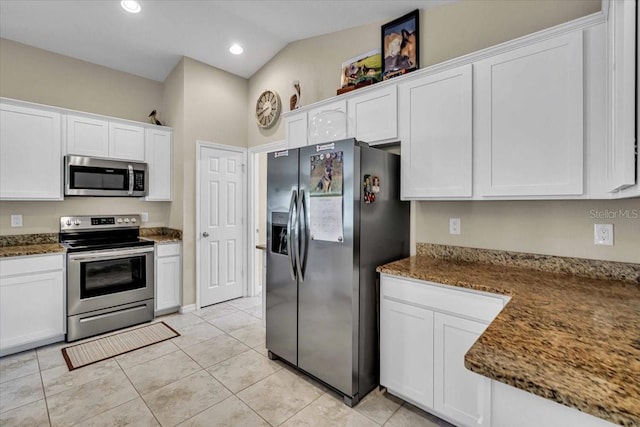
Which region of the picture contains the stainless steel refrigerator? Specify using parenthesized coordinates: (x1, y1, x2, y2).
(266, 138, 410, 406)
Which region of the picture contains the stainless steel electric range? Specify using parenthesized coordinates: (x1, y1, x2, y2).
(60, 215, 154, 342)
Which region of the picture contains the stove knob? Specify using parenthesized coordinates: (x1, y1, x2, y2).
(124, 218, 130, 223)
(65, 219, 72, 226)
(74, 219, 81, 226)
(116, 218, 123, 224)
(131, 218, 137, 223)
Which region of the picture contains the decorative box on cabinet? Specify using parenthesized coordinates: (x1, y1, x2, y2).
(285, 111, 308, 149)
(145, 128, 172, 201)
(380, 274, 505, 427)
(0, 254, 65, 356)
(155, 242, 181, 315)
(0, 102, 63, 200)
(347, 85, 398, 145)
(475, 31, 584, 197)
(399, 64, 473, 199)
(66, 114, 144, 161)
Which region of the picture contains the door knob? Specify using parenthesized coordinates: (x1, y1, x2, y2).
(202, 232, 210, 237)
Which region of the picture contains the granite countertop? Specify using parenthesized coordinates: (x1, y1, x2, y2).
(378, 247, 640, 427)
(0, 233, 65, 258)
(140, 227, 182, 243)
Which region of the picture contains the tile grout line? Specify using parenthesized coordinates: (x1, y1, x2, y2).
(114, 355, 164, 427)
(35, 350, 54, 427)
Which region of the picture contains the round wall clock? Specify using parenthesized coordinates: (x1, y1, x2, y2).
(255, 90, 281, 129)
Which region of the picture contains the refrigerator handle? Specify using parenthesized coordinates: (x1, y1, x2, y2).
(287, 189, 297, 281)
(296, 189, 309, 282)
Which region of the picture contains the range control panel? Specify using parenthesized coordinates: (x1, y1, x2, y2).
(60, 215, 140, 231)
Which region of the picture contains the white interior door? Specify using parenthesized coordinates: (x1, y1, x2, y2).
(199, 145, 244, 307)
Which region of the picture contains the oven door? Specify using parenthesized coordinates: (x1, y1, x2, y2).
(67, 246, 154, 316)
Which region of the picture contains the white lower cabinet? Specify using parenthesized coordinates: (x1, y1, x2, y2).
(155, 242, 181, 314)
(0, 254, 65, 356)
(434, 312, 492, 426)
(380, 274, 504, 427)
(380, 298, 434, 407)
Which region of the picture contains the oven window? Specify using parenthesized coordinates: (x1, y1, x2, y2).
(80, 256, 146, 298)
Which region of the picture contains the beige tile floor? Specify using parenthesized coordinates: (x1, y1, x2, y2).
(0, 295, 454, 427)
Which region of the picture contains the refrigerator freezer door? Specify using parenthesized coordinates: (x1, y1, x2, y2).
(297, 138, 358, 398)
(266, 149, 300, 366)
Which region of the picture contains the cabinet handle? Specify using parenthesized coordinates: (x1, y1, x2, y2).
(202, 232, 210, 237)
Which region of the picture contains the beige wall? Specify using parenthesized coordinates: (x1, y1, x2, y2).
(0, 39, 164, 123)
(248, 0, 601, 147)
(0, 38, 170, 235)
(178, 58, 249, 306)
(246, 0, 640, 264)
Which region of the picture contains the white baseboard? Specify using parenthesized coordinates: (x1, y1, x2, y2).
(179, 304, 196, 314)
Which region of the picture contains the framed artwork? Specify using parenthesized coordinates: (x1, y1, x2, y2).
(340, 49, 382, 88)
(381, 9, 419, 80)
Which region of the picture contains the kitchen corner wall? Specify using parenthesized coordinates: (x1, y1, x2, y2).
(248, 0, 640, 264)
(0, 38, 170, 234)
(162, 57, 249, 306)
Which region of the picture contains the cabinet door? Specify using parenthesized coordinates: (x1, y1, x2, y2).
(347, 85, 397, 144)
(380, 296, 435, 408)
(0, 271, 65, 353)
(475, 32, 584, 196)
(109, 122, 145, 161)
(156, 252, 181, 312)
(434, 312, 491, 427)
(307, 100, 347, 145)
(285, 111, 308, 149)
(399, 65, 473, 198)
(66, 114, 109, 157)
(145, 128, 172, 201)
(0, 103, 63, 200)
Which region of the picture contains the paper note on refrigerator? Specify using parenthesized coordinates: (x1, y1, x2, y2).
(309, 196, 343, 242)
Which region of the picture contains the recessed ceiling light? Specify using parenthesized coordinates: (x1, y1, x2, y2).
(121, 0, 141, 14)
(229, 44, 244, 55)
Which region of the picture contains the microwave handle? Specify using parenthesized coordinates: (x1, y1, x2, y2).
(128, 165, 134, 195)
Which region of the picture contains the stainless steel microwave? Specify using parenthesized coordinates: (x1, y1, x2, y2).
(64, 156, 148, 197)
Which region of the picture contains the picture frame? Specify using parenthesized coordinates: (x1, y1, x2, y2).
(381, 9, 419, 81)
(340, 49, 382, 88)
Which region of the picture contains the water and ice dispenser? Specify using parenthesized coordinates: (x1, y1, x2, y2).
(271, 212, 288, 255)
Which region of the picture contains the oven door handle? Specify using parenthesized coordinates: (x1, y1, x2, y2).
(68, 246, 154, 261)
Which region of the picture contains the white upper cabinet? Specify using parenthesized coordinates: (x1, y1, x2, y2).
(67, 114, 144, 161)
(285, 110, 308, 149)
(399, 64, 473, 199)
(109, 122, 145, 161)
(0, 102, 63, 200)
(307, 99, 347, 145)
(475, 32, 584, 197)
(347, 85, 398, 145)
(66, 115, 109, 157)
(607, 0, 637, 195)
(145, 128, 172, 201)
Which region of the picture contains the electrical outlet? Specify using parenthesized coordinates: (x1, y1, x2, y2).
(594, 224, 613, 246)
(141, 212, 149, 223)
(10, 214, 23, 227)
(449, 218, 461, 235)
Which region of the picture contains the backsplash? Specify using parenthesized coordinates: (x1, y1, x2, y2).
(417, 243, 640, 284)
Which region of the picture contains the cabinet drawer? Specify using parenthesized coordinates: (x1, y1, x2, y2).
(381, 274, 505, 323)
(156, 243, 181, 257)
(0, 254, 64, 278)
